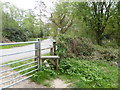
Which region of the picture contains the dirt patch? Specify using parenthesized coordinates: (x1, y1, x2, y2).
(0, 67, 71, 88)
(51, 79, 71, 88)
(10, 79, 47, 88)
(0, 67, 47, 88)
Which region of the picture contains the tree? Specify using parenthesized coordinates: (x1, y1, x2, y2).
(22, 9, 36, 38)
(74, 1, 118, 45)
(91, 2, 113, 45)
(49, 2, 73, 36)
(34, 0, 47, 38)
(1, 2, 29, 41)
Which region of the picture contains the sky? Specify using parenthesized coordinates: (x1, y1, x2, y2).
(1, 0, 56, 10)
(1, 0, 57, 22)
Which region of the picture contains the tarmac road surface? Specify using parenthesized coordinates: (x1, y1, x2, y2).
(0, 39, 54, 64)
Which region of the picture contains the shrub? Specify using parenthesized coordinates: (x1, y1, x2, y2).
(57, 35, 95, 60)
(56, 35, 119, 61)
(2, 28, 29, 42)
(94, 45, 119, 61)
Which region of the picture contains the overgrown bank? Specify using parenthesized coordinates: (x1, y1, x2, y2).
(56, 35, 119, 61)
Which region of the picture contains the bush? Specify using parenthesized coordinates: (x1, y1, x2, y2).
(2, 28, 29, 42)
(57, 35, 95, 60)
(56, 35, 119, 61)
(94, 45, 119, 61)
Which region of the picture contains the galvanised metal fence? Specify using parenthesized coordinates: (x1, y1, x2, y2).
(0, 38, 42, 89)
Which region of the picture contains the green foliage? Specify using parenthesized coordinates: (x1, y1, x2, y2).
(59, 58, 118, 88)
(49, 2, 74, 37)
(57, 35, 94, 59)
(1, 1, 47, 42)
(2, 28, 28, 41)
(5, 53, 118, 88)
(0, 43, 31, 49)
(72, 2, 119, 45)
(57, 35, 119, 61)
(94, 45, 119, 61)
(31, 68, 57, 84)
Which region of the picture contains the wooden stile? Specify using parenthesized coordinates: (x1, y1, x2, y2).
(35, 38, 60, 71)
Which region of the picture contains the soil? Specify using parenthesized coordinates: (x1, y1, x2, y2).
(0, 67, 70, 88)
(0, 67, 47, 88)
(51, 79, 71, 88)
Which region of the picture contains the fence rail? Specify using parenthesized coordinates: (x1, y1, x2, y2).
(0, 41, 38, 46)
(0, 57, 36, 68)
(0, 69, 38, 86)
(0, 49, 37, 57)
(0, 38, 59, 89)
(0, 39, 41, 89)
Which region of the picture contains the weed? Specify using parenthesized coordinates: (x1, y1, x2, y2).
(58, 58, 118, 88)
(31, 68, 57, 84)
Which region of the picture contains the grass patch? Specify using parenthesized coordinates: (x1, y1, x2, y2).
(0, 38, 46, 49)
(0, 43, 32, 49)
(3, 58, 37, 75)
(29, 38, 46, 41)
(43, 53, 50, 56)
(31, 67, 57, 87)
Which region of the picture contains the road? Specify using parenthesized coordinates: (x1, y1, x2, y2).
(0, 39, 54, 64)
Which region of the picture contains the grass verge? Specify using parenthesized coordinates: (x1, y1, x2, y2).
(3, 58, 36, 75)
(0, 38, 46, 49)
(0, 43, 32, 49)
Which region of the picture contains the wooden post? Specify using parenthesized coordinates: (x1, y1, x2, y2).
(55, 59, 59, 70)
(35, 38, 41, 71)
(53, 41, 56, 55)
(50, 45, 53, 55)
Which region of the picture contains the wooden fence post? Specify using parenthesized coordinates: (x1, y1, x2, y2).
(50, 45, 53, 55)
(55, 59, 59, 70)
(35, 38, 41, 71)
(53, 41, 56, 55)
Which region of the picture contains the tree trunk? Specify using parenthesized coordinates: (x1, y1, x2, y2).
(97, 38, 102, 46)
(96, 31, 102, 45)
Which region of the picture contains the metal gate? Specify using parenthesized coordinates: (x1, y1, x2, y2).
(0, 39, 42, 89)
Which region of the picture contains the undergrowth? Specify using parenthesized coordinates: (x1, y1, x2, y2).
(31, 67, 57, 86)
(56, 35, 119, 61)
(58, 58, 118, 88)
(30, 58, 118, 88)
